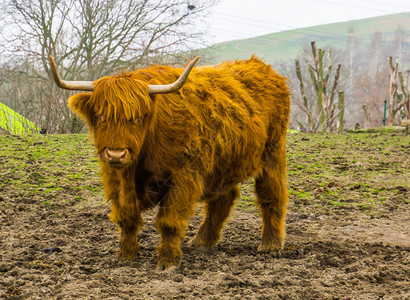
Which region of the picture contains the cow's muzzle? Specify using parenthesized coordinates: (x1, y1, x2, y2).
(102, 148, 131, 167)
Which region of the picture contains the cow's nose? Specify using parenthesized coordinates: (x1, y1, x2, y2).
(106, 148, 127, 162)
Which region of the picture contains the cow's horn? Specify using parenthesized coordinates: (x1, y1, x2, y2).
(49, 56, 95, 91)
(148, 56, 200, 94)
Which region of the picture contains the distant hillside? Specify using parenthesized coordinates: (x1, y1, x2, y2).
(200, 12, 410, 64)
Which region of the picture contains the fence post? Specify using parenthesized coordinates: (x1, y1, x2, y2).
(338, 91, 344, 133)
(363, 104, 369, 130)
(383, 99, 387, 126)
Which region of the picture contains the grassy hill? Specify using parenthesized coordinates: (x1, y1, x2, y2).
(200, 12, 410, 64)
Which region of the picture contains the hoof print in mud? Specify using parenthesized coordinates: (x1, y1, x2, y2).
(41, 247, 62, 255)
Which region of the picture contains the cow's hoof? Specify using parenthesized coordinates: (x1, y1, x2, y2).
(189, 236, 216, 250)
(118, 251, 138, 260)
(156, 257, 180, 271)
(118, 236, 140, 259)
(190, 240, 210, 252)
(118, 245, 139, 260)
(257, 239, 283, 253)
(156, 246, 182, 270)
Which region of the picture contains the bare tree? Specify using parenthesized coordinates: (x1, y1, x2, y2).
(388, 56, 399, 125)
(0, 0, 216, 132)
(369, 31, 383, 83)
(345, 28, 357, 91)
(294, 41, 343, 132)
(348, 31, 391, 129)
(398, 70, 410, 120)
(286, 28, 409, 131)
(391, 27, 407, 66)
(295, 58, 313, 130)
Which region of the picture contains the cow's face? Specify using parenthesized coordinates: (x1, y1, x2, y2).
(68, 75, 154, 169)
(92, 112, 151, 168)
(49, 55, 199, 169)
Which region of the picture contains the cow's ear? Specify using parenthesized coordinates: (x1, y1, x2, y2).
(68, 93, 95, 128)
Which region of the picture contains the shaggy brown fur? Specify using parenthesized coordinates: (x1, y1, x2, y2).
(68, 56, 290, 269)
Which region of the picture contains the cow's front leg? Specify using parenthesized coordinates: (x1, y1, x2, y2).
(156, 216, 186, 269)
(105, 167, 143, 260)
(110, 194, 143, 260)
(116, 213, 143, 260)
(155, 173, 201, 270)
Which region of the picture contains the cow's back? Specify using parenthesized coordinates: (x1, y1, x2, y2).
(141, 57, 290, 189)
(220, 56, 290, 134)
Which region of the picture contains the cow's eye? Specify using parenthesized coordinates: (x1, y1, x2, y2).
(98, 114, 105, 122)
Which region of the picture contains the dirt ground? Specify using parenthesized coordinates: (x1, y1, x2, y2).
(0, 132, 409, 299)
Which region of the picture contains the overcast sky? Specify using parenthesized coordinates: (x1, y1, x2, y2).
(206, 0, 410, 43)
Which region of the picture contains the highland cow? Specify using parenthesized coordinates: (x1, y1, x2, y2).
(49, 55, 290, 269)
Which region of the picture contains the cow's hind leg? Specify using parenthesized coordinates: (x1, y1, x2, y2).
(255, 144, 288, 252)
(191, 186, 239, 249)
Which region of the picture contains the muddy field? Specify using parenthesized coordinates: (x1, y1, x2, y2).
(0, 132, 409, 299)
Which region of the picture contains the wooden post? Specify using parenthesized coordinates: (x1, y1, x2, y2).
(398, 70, 410, 120)
(388, 56, 399, 125)
(327, 64, 342, 131)
(295, 59, 313, 130)
(338, 91, 344, 133)
(363, 104, 369, 130)
(309, 41, 325, 131)
(318, 49, 325, 131)
(301, 41, 343, 132)
(383, 99, 387, 126)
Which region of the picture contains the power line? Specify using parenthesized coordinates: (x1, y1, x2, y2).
(308, 0, 410, 13)
(214, 10, 409, 34)
(211, 11, 409, 44)
(213, 12, 300, 31)
(354, 0, 410, 10)
(213, 17, 288, 32)
(207, 26, 390, 53)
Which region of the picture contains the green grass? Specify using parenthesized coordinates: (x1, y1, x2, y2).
(0, 132, 408, 220)
(238, 131, 409, 217)
(0, 134, 102, 208)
